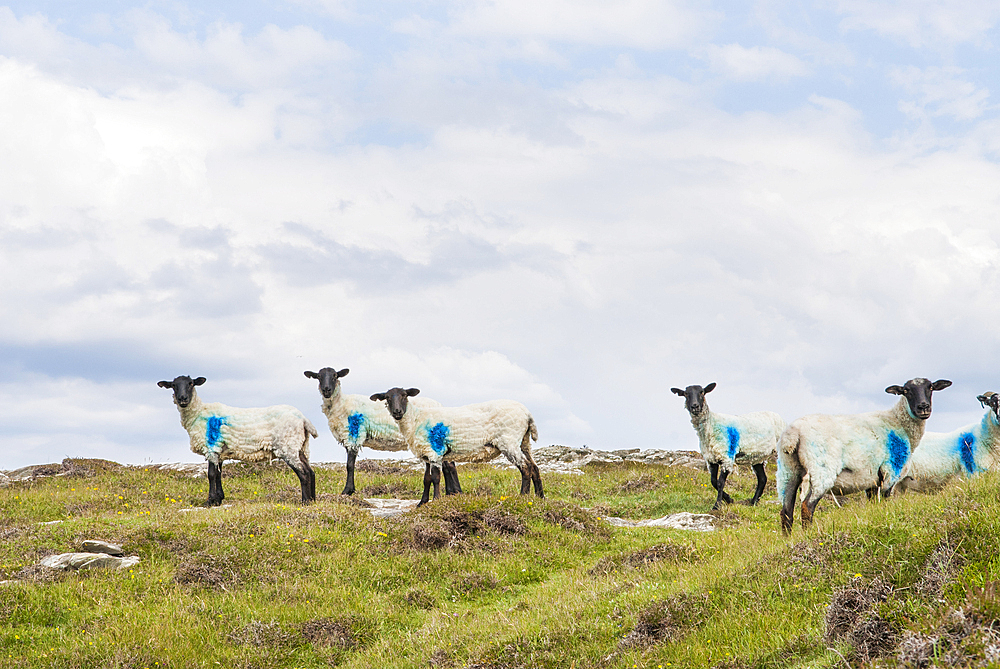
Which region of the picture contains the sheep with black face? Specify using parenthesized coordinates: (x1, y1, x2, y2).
(778, 377, 952, 534)
(671, 383, 786, 510)
(158, 375, 318, 506)
(303, 367, 459, 496)
(370, 387, 543, 505)
(895, 391, 1000, 493)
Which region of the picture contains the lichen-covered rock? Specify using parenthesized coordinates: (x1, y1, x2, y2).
(602, 511, 715, 532)
(40, 553, 140, 571)
(81, 540, 124, 556)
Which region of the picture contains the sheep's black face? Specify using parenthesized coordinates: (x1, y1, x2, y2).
(304, 367, 349, 399)
(157, 375, 206, 408)
(371, 387, 420, 421)
(886, 378, 952, 420)
(670, 383, 716, 416)
(978, 392, 1000, 420)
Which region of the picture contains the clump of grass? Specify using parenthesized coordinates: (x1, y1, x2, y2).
(620, 592, 710, 648)
(227, 619, 296, 648)
(174, 551, 242, 589)
(482, 508, 526, 535)
(300, 616, 360, 649)
(588, 542, 697, 575)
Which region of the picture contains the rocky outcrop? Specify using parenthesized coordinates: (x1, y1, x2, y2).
(40, 552, 140, 571)
(601, 511, 716, 532)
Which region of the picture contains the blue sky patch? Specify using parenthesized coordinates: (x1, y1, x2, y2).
(887, 431, 909, 475)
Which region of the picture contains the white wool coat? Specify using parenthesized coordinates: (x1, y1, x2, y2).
(395, 400, 537, 468)
(321, 391, 440, 454)
(690, 407, 785, 472)
(896, 409, 1000, 492)
(175, 389, 318, 464)
(778, 397, 925, 503)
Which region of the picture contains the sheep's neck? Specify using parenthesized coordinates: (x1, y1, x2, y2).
(690, 405, 714, 437)
(178, 391, 206, 431)
(321, 386, 344, 416)
(396, 403, 422, 439)
(888, 397, 925, 446)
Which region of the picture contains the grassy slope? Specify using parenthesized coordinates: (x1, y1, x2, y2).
(1, 458, 999, 669)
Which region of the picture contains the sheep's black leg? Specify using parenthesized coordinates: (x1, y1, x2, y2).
(712, 468, 732, 510)
(709, 463, 720, 490)
(207, 460, 224, 506)
(287, 458, 314, 504)
(780, 468, 803, 536)
(342, 450, 357, 496)
(418, 464, 434, 506)
(866, 470, 886, 501)
(430, 464, 441, 500)
(518, 464, 532, 494)
(801, 492, 822, 529)
(749, 463, 767, 506)
(530, 461, 544, 498)
(443, 461, 462, 495)
(299, 452, 316, 502)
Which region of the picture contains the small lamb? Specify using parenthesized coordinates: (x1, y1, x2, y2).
(303, 367, 460, 496)
(370, 387, 543, 505)
(778, 377, 951, 534)
(158, 375, 318, 506)
(671, 383, 786, 510)
(895, 391, 1000, 493)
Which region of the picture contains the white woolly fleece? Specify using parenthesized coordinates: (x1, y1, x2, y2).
(689, 406, 786, 473)
(175, 389, 318, 465)
(321, 390, 440, 454)
(897, 409, 1000, 492)
(395, 400, 537, 468)
(778, 397, 925, 503)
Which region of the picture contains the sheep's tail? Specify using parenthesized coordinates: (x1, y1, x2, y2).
(304, 419, 319, 439)
(776, 425, 802, 506)
(528, 415, 538, 443)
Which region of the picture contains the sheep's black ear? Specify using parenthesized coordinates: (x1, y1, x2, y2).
(931, 379, 952, 391)
(406, 388, 420, 396)
(704, 382, 717, 393)
(670, 388, 685, 396)
(886, 385, 905, 395)
(304, 370, 318, 379)
(193, 377, 206, 386)
(978, 394, 990, 405)
(337, 368, 350, 377)
(370, 393, 386, 401)
(157, 380, 173, 389)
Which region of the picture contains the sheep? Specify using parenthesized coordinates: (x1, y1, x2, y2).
(894, 391, 1000, 493)
(157, 375, 318, 506)
(670, 383, 786, 510)
(303, 367, 461, 496)
(778, 377, 952, 534)
(370, 387, 543, 505)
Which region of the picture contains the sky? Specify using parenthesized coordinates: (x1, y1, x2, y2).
(2, 1, 1000, 469)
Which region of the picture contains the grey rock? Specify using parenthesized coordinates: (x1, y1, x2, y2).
(37, 520, 64, 526)
(601, 511, 715, 532)
(0, 472, 9, 487)
(365, 498, 420, 518)
(81, 540, 123, 556)
(145, 462, 207, 478)
(40, 553, 140, 571)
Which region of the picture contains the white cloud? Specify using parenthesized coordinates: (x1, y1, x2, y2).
(890, 65, 991, 121)
(831, 0, 1000, 48)
(704, 43, 810, 81)
(448, 0, 719, 50)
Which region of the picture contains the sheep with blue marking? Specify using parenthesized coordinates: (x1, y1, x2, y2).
(778, 377, 952, 534)
(671, 383, 786, 510)
(895, 391, 1000, 493)
(370, 387, 543, 505)
(303, 367, 459, 496)
(158, 375, 318, 506)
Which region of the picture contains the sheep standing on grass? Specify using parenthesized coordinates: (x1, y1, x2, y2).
(671, 383, 786, 510)
(778, 377, 952, 534)
(895, 391, 1000, 493)
(303, 367, 460, 496)
(158, 375, 318, 506)
(370, 387, 543, 505)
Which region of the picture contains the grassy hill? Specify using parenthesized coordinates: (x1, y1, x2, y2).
(2, 457, 999, 668)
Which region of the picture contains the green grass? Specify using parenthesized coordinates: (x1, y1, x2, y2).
(2, 458, 1000, 668)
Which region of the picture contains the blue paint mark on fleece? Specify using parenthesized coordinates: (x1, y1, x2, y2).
(887, 431, 909, 476)
(426, 422, 451, 456)
(726, 427, 740, 459)
(347, 412, 364, 441)
(958, 432, 977, 475)
(206, 416, 227, 452)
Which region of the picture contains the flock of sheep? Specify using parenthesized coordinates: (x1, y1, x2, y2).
(158, 370, 989, 535)
(157, 367, 543, 508)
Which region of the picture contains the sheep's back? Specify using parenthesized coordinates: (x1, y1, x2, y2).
(411, 400, 531, 458)
(187, 403, 309, 460)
